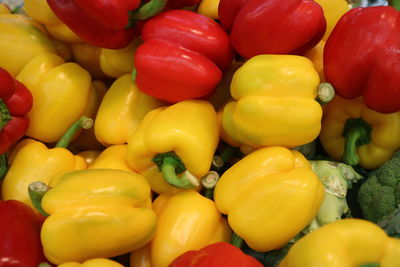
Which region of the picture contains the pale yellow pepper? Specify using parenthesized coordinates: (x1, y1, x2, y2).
(16, 52, 93, 143)
(24, 0, 82, 43)
(89, 145, 135, 173)
(40, 169, 157, 265)
(279, 219, 400, 267)
(0, 13, 60, 76)
(214, 146, 324, 252)
(222, 55, 322, 149)
(197, 0, 220, 20)
(126, 100, 219, 194)
(95, 74, 165, 146)
(58, 258, 123, 267)
(130, 190, 231, 267)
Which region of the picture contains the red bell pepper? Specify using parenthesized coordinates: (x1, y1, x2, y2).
(0, 200, 47, 267)
(133, 9, 234, 102)
(46, 0, 168, 49)
(169, 242, 263, 267)
(165, 0, 202, 10)
(0, 67, 32, 155)
(324, 2, 400, 114)
(218, 0, 326, 58)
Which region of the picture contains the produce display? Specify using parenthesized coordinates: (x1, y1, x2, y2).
(0, 0, 399, 266)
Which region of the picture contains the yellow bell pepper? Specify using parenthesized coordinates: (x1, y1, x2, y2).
(95, 74, 165, 146)
(16, 52, 94, 143)
(313, 0, 350, 41)
(0, 4, 10, 14)
(304, 40, 325, 82)
(76, 150, 101, 165)
(197, 0, 220, 20)
(130, 190, 231, 267)
(126, 99, 219, 194)
(69, 38, 141, 79)
(35, 168, 156, 265)
(214, 146, 324, 252)
(319, 96, 400, 169)
(0, 13, 60, 76)
(58, 258, 124, 267)
(69, 42, 107, 79)
(23, 0, 82, 43)
(100, 38, 142, 78)
(70, 80, 108, 152)
(2, 117, 91, 208)
(88, 145, 135, 173)
(130, 244, 151, 267)
(222, 54, 322, 149)
(279, 218, 400, 267)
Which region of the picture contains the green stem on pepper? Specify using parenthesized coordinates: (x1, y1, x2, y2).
(28, 181, 50, 217)
(358, 263, 380, 267)
(201, 171, 220, 200)
(0, 154, 7, 180)
(0, 99, 11, 130)
(55, 116, 93, 148)
(316, 82, 335, 105)
(153, 152, 200, 189)
(231, 232, 244, 249)
(129, 0, 167, 21)
(389, 0, 400, 11)
(212, 145, 238, 171)
(341, 118, 371, 166)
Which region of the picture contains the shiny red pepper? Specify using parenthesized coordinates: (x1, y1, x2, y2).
(218, 0, 326, 58)
(0, 200, 47, 267)
(324, 4, 400, 114)
(169, 242, 263, 267)
(46, 0, 167, 49)
(134, 9, 234, 102)
(165, 0, 202, 10)
(0, 67, 32, 155)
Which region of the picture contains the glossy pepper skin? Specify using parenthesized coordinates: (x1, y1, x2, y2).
(57, 258, 124, 267)
(0, 67, 33, 155)
(0, 200, 47, 267)
(169, 242, 263, 267)
(126, 99, 219, 194)
(279, 219, 400, 267)
(24, 0, 82, 43)
(94, 74, 165, 146)
(88, 145, 135, 173)
(165, 0, 202, 10)
(222, 55, 322, 149)
(46, 0, 165, 49)
(16, 52, 92, 143)
(130, 190, 231, 267)
(218, 0, 326, 58)
(319, 96, 400, 170)
(313, 0, 350, 41)
(1, 139, 87, 208)
(134, 9, 234, 102)
(214, 146, 324, 252)
(40, 169, 157, 265)
(0, 13, 60, 76)
(324, 6, 400, 114)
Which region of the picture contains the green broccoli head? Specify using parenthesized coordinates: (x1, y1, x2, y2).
(357, 152, 400, 223)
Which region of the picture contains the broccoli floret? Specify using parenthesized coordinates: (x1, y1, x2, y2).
(357, 152, 400, 223)
(304, 161, 363, 233)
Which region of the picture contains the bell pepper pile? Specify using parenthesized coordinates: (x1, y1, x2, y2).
(1, 0, 400, 266)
